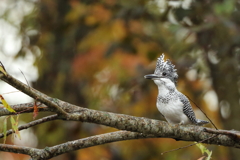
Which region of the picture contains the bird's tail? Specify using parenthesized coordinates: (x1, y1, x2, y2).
(196, 119, 209, 126)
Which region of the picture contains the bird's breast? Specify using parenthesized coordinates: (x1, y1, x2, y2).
(157, 98, 183, 116)
(156, 94, 191, 124)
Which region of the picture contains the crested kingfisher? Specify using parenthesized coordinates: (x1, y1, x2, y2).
(144, 54, 208, 125)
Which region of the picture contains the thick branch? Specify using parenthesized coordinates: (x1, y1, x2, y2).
(38, 100, 240, 148)
(204, 128, 240, 141)
(65, 110, 240, 148)
(3, 101, 240, 149)
(1, 100, 240, 149)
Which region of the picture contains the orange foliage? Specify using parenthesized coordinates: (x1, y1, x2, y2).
(129, 20, 143, 34)
(110, 52, 148, 76)
(111, 20, 127, 41)
(71, 45, 106, 79)
(90, 4, 111, 24)
(77, 146, 112, 160)
(33, 101, 39, 119)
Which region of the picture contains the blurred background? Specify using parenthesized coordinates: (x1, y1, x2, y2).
(0, 0, 240, 159)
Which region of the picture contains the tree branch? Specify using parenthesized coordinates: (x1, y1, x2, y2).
(204, 128, 240, 141)
(32, 131, 156, 159)
(0, 73, 67, 116)
(0, 102, 49, 116)
(3, 100, 240, 149)
(0, 144, 41, 158)
(36, 99, 240, 148)
(0, 130, 156, 160)
(0, 114, 58, 138)
(1, 100, 240, 149)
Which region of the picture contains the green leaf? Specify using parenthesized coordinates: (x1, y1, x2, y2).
(10, 116, 21, 139)
(196, 143, 212, 160)
(3, 118, 7, 144)
(214, 0, 235, 16)
(206, 151, 212, 160)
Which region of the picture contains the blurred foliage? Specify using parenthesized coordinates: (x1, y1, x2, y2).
(1, 0, 240, 159)
(196, 143, 212, 160)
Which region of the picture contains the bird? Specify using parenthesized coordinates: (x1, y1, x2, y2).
(144, 54, 208, 125)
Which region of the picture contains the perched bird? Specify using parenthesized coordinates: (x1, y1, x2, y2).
(144, 54, 208, 125)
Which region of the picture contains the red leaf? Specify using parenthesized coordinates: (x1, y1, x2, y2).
(33, 101, 38, 119)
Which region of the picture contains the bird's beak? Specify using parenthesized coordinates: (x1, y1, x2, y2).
(144, 74, 162, 79)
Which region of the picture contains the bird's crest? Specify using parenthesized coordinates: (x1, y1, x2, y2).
(154, 54, 178, 84)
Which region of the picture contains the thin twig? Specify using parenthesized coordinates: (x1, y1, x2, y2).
(0, 114, 58, 138)
(187, 95, 218, 130)
(1, 91, 21, 95)
(19, 69, 30, 89)
(161, 134, 218, 155)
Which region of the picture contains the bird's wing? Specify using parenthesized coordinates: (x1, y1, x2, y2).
(177, 92, 198, 124)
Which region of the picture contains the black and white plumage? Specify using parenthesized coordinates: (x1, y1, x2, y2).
(144, 54, 208, 125)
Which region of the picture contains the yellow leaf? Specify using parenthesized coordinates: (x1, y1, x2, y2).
(0, 65, 7, 75)
(10, 116, 21, 139)
(0, 95, 16, 113)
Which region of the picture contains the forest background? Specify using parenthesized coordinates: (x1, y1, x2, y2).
(0, 0, 240, 160)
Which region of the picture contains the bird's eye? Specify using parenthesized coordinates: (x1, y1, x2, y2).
(162, 72, 167, 76)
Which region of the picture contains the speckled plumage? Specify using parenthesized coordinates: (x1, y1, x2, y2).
(145, 54, 208, 125)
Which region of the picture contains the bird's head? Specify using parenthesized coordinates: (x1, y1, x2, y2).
(144, 54, 178, 86)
